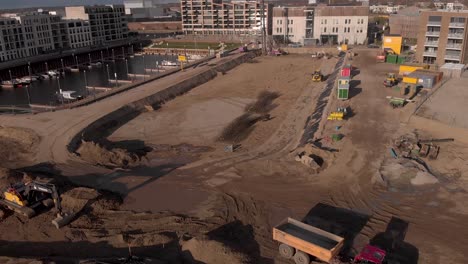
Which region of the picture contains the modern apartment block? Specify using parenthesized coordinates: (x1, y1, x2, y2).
(0, 18, 27, 62)
(65, 5, 129, 45)
(313, 6, 369, 45)
(181, 0, 272, 35)
(416, 10, 468, 65)
(65, 20, 92, 49)
(272, 6, 314, 45)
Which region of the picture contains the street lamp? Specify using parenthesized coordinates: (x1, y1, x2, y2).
(101, 50, 104, 62)
(122, 46, 125, 57)
(114, 72, 117, 88)
(26, 66, 32, 105)
(142, 53, 146, 81)
(84, 70, 88, 96)
(45, 62, 48, 73)
(8, 70, 13, 84)
(106, 64, 110, 85)
(112, 49, 115, 61)
(75, 56, 78, 68)
(125, 59, 129, 80)
(88, 53, 92, 64)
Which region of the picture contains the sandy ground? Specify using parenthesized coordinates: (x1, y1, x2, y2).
(1, 50, 468, 264)
(416, 76, 468, 129)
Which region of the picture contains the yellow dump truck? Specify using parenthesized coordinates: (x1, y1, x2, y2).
(273, 217, 345, 264)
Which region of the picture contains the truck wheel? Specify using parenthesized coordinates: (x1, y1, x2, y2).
(279, 243, 294, 259)
(294, 251, 310, 264)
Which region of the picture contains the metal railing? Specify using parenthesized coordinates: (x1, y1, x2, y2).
(424, 41, 439, 46)
(427, 21, 441, 26)
(444, 53, 461, 60)
(448, 33, 464, 39)
(423, 51, 437, 57)
(425, 31, 440, 37)
(449, 22, 465, 28)
(446, 43, 462, 49)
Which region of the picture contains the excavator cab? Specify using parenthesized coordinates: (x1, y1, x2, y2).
(312, 70, 323, 82)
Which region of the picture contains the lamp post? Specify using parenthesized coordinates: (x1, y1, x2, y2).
(114, 72, 117, 88)
(8, 70, 13, 84)
(45, 62, 48, 73)
(84, 70, 88, 96)
(142, 53, 146, 81)
(125, 59, 129, 80)
(88, 53, 92, 64)
(26, 66, 32, 105)
(112, 49, 115, 61)
(75, 56, 78, 69)
(122, 46, 125, 57)
(101, 50, 104, 62)
(106, 64, 110, 85)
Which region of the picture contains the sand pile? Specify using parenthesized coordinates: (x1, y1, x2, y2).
(378, 158, 439, 190)
(181, 236, 251, 264)
(0, 126, 40, 167)
(61, 187, 100, 213)
(76, 141, 140, 168)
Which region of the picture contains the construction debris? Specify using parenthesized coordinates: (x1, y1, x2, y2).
(393, 135, 452, 160)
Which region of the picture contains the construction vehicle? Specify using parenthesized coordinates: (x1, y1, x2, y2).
(0, 180, 74, 228)
(312, 71, 324, 82)
(273, 217, 387, 264)
(327, 107, 347, 120)
(383, 73, 398, 87)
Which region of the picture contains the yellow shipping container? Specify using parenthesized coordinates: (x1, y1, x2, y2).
(341, 44, 348, 51)
(383, 35, 402, 55)
(402, 76, 418, 84)
(399, 64, 429, 76)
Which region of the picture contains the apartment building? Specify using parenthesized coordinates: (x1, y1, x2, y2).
(0, 18, 27, 62)
(416, 10, 468, 65)
(65, 5, 129, 45)
(389, 6, 423, 43)
(272, 6, 315, 45)
(313, 6, 369, 45)
(181, 0, 272, 35)
(65, 20, 92, 49)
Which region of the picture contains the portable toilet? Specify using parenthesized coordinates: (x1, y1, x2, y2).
(337, 76, 350, 100)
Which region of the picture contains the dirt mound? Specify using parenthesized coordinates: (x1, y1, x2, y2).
(181, 236, 251, 264)
(294, 144, 336, 173)
(377, 158, 439, 190)
(0, 126, 40, 167)
(76, 141, 140, 168)
(61, 187, 100, 213)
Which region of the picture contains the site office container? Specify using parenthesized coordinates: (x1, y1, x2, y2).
(414, 69, 443, 83)
(341, 64, 352, 77)
(337, 76, 350, 100)
(407, 72, 437, 89)
(402, 76, 418, 84)
(399, 64, 430, 76)
(386, 54, 398, 64)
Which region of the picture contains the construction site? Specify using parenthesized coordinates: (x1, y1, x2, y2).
(0, 45, 468, 264)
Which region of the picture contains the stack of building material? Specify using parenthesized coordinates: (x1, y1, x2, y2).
(440, 63, 465, 78)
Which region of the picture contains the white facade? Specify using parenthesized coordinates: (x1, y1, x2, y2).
(65, 5, 128, 45)
(65, 20, 92, 49)
(314, 16, 368, 44)
(273, 17, 307, 44)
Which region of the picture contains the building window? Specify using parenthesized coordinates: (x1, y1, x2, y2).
(324, 27, 326, 33)
(291, 20, 293, 25)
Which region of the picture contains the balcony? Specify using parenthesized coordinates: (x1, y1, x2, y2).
(424, 41, 439, 47)
(449, 22, 465, 28)
(444, 53, 460, 60)
(425, 31, 440, 37)
(423, 51, 437, 57)
(448, 33, 464, 39)
(427, 21, 441, 26)
(446, 43, 462, 50)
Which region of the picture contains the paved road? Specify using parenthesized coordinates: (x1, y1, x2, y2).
(0, 52, 247, 165)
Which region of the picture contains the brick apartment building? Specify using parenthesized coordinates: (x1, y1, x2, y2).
(416, 10, 468, 66)
(181, 0, 272, 35)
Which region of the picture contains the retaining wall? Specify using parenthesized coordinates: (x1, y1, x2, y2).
(67, 51, 258, 154)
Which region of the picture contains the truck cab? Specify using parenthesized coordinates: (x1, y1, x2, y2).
(354, 245, 386, 264)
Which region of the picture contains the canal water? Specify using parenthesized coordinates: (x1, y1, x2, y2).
(0, 54, 178, 106)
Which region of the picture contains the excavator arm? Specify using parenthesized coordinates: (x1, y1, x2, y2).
(24, 182, 62, 214)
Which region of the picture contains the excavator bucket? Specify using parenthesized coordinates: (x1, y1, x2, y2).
(51, 211, 76, 229)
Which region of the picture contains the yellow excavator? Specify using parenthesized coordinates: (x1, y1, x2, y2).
(312, 70, 323, 82)
(0, 180, 74, 228)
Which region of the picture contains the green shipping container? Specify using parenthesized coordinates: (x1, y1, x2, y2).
(338, 88, 349, 100)
(397, 56, 406, 64)
(386, 54, 398, 64)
